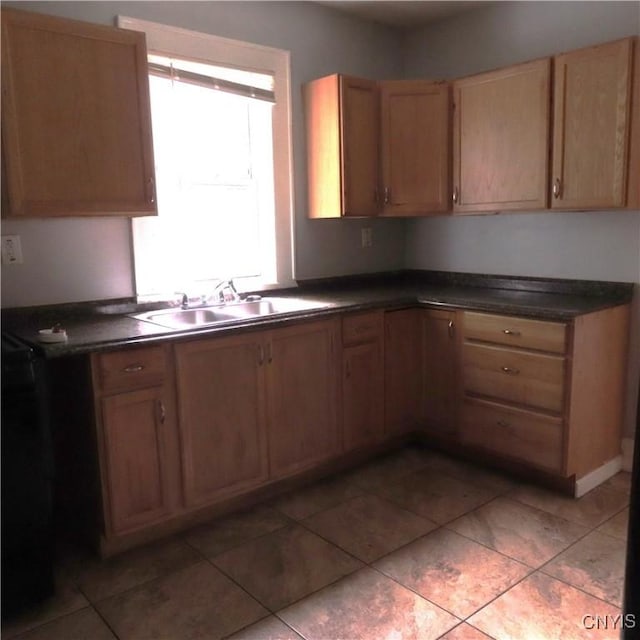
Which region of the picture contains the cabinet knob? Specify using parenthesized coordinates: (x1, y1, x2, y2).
(552, 178, 561, 199)
(452, 187, 459, 204)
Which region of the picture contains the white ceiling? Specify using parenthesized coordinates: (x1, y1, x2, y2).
(316, 1, 496, 29)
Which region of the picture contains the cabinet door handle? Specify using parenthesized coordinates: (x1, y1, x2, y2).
(501, 366, 520, 375)
(448, 320, 454, 338)
(552, 178, 561, 199)
(258, 344, 265, 366)
(266, 342, 273, 364)
(497, 420, 511, 429)
(123, 364, 144, 373)
(452, 187, 459, 204)
(384, 187, 390, 205)
(158, 400, 166, 425)
(502, 329, 521, 337)
(148, 177, 156, 204)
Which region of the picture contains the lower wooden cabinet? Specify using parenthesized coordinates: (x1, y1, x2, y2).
(341, 311, 384, 451)
(267, 318, 341, 478)
(384, 309, 422, 435)
(422, 309, 459, 436)
(91, 345, 179, 537)
(174, 334, 268, 509)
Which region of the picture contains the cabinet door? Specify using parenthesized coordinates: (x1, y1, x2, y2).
(1, 8, 156, 217)
(551, 38, 633, 209)
(100, 387, 170, 534)
(340, 76, 380, 216)
(452, 58, 550, 212)
(422, 310, 459, 436)
(267, 319, 340, 479)
(380, 80, 450, 215)
(175, 335, 268, 508)
(343, 341, 384, 451)
(384, 309, 422, 436)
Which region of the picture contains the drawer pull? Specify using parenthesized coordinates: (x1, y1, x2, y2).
(501, 366, 520, 375)
(496, 420, 511, 429)
(502, 329, 521, 336)
(123, 364, 144, 373)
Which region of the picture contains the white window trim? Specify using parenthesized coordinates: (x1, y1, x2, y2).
(117, 15, 296, 291)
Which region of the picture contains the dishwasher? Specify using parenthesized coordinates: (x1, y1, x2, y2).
(1, 332, 55, 618)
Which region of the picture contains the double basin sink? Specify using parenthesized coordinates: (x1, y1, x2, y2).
(132, 297, 333, 331)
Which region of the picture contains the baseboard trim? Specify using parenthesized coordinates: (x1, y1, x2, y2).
(622, 438, 635, 472)
(575, 456, 623, 498)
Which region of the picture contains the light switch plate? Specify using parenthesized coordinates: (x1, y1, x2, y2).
(1, 235, 24, 264)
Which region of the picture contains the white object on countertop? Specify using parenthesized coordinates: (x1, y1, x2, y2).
(38, 328, 68, 343)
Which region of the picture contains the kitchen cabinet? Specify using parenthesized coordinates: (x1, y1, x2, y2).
(1, 8, 156, 217)
(379, 81, 450, 216)
(459, 307, 630, 485)
(422, 309, 459, 437)
(304, 74, 379, 218)
(174, 334, 268, 509)
(452, 58, 551, 213)
(551, 38, 636, 209)
(341, 311, 385, 451)
(267, 318, 341, 478)
(304, 74, 451, 218)
(384, 308, 422, 436)
(91, 345, 179, 536)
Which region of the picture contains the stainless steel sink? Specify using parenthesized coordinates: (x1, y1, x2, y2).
(131, 297, 332, 330)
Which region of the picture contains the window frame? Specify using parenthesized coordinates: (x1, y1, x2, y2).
(117, 15, 295, 293)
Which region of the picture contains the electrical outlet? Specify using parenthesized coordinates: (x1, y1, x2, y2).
(361, 227, 373, 248)
(1, 235, 23, 265)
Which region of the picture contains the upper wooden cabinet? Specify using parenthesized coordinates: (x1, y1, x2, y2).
(304, 74, 451, 218)
(1, 8, 157, 217)
(452, 58, 551, 213)
(551, 38, 636, 210)
(380, 81, 450, 216)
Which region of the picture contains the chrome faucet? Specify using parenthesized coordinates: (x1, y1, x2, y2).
(212, 279, 240, 304)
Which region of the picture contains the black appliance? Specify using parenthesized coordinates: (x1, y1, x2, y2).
(624, 385, 640, 639)
(1, 332, 55, 619)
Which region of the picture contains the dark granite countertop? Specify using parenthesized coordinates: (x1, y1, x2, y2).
(2, 271, 633, 359)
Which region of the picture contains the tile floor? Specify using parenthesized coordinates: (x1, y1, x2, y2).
(2, 444, 632, 640)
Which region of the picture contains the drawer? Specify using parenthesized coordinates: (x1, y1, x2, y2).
(95, 346, 166, 393)
(463, 311, 567, 353)
(460, 397, 563, 472)
(342, 310, 383, 345)
(462, 342, 565, 413)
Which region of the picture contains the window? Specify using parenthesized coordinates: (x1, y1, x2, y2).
(117, 17, 294, 298)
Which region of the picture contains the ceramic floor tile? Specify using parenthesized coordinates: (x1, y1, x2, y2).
(420, 450, 516, 494)
(225, 615, 304, 640)
(438, 622, 495, 639)
(269, 474, 363, 520)
(374, 467, 499, 524)
(375, 528, 530, 618)
(279, 567, 460, 640)
(468, 572, 622, 640)
(185, 505, 290, 558)
(601, 471, 632, 496)
(596, 507, 629, 541)
(508, 483, 629, 528)
(448, 496, 588, 568)
(9, 607, 116, 640)
(70, 537, 201, 603)
(212, 523, 362, 611)
(302, 494, 438, 562)
(96, 560, 267, 640)
(542, 531, 627, 606)
(343, 446, 432, 491)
